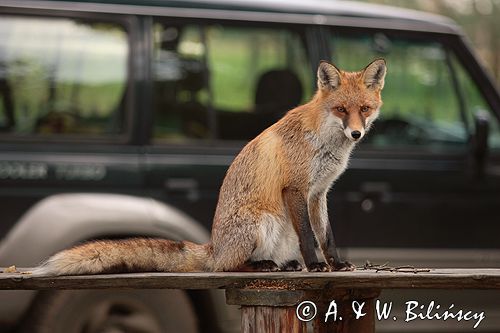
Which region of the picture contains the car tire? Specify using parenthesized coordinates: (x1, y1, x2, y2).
(19, 289, 199, 333)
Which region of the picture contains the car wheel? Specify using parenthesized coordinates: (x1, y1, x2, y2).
(20, 289, 199, 333)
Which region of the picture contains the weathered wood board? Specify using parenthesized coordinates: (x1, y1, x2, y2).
(0, 268, 499, 290)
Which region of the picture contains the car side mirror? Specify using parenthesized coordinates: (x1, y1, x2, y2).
(471, 110, 490, 178)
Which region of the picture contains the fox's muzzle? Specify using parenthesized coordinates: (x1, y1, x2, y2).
(344, 126, 365, 141)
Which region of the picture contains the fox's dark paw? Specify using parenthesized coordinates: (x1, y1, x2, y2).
(307, 262, 329, 272)
(282, 260, 303, 272)
(249, 260, 280, 272)
(330, 260, 356, 271)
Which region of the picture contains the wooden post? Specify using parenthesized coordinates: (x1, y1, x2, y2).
(226, 289, 307, 333)
(312, 288, 380, 333)
(226, 288, 380, 333)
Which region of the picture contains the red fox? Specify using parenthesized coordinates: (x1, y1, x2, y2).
(33, 59, 386, 276)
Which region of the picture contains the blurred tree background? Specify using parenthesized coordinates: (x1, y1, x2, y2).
(355, 0, 500, 87)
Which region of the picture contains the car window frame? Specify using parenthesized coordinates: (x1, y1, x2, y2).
(0, 7, 137, 144)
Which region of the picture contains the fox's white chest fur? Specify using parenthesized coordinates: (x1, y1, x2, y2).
(307, 128, 355, 197)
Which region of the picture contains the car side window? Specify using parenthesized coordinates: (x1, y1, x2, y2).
(0, 15, 129, 138)
(152, 20, 312, 142)
(330, 32, 468, 149)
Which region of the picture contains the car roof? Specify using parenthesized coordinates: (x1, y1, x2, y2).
(137, 0, 455, 24)
(2, 0, 462, 34)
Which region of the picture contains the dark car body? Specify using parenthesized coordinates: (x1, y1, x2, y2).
(0, 0, 499, 332)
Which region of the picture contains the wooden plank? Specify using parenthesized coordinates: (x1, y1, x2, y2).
(226, 289, 307, 306)
(0, 268, 499, 290)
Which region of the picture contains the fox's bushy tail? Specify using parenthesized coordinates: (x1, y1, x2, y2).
(31, 238, 212, 276)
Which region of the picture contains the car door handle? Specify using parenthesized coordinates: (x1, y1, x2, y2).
(359, 182, 392, 213)
(164, 178, 200, 202)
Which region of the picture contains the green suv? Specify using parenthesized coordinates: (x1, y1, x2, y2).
(1, 0, 500, 332)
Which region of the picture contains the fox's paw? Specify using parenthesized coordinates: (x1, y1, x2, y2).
(249, 260, 280, 272)
(330, 260, 356, 272)
(282, 260, 303, 272)
(307, 262, 329, 272)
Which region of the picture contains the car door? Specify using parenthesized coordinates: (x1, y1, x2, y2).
(0, 12, 142, 238)
(144, 16, 319, 230)
(326, 28, 500, 267)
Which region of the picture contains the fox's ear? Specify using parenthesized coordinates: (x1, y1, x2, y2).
(317, 61, 341, 91)
(362, 58, 386, 90)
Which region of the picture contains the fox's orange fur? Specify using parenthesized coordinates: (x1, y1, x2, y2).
(33, 59, 386, 276)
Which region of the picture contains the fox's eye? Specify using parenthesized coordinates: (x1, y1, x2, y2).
(361, 106, 370, 112)
(337, 106, 346, 113)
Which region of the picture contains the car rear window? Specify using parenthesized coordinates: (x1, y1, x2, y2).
(0, 15, 129, 139)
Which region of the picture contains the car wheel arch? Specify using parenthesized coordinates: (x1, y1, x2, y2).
(0, 193, 212, 330)
(0, 193, 210, 267)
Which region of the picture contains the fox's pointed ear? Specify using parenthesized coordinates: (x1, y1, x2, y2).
(317, 61, 341, 90)
(362, 58, 387, 90)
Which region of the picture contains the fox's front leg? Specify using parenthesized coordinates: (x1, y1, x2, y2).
(309, 193, 355, 271)
(282, 188, 329, 272)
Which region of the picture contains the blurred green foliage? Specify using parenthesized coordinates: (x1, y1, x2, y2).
(354, 0, 500, 87)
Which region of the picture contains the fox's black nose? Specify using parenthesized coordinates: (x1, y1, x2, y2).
(351, 131, 361, 139)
